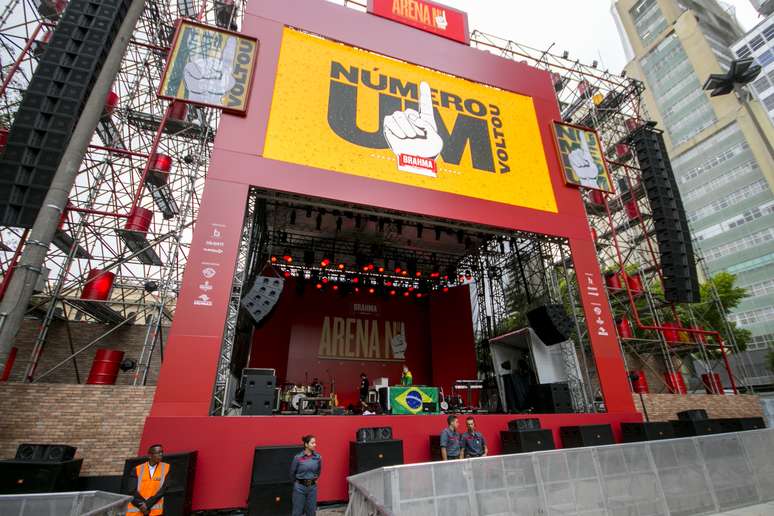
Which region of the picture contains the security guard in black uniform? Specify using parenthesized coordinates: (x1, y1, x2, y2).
(440, 414, 463, 460)
(289, 435, 322, 516)
(462, 416, 488, 458)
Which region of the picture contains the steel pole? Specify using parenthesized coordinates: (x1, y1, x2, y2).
(0, 0, 147, 367)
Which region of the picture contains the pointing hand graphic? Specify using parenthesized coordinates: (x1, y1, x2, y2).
(183, 35, 237, 105)
(568, 133, 599, 188)
(383, 82, 443, 176)
(435, 11, 448, 30)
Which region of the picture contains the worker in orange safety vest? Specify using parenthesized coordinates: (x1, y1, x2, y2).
(126, 444, 170, 515)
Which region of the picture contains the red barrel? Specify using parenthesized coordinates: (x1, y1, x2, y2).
(664, 371, 687, 394)
(625, 199, 639, 220)
(125, 207, 153, 233)
(103, 91, 119, 116)
(1, 347, 17, 382)
(169, 101, 188, 121)
(616, 317, 633, 339)
(0, 128, 8, 153)
(702, 373, 724, 395)
(625, 118, 641, 133)
(629, 370, 649, 393)
(86, 349, 124, 385)
(81, 269, 115, 301)
(150, 153, 172, 172)
(662, 322, 681, 343)
(605, 271, 623, 290)
(625, 272, 643, 293)
(615, 143, 631, 160)
(588, 189, 605, 206)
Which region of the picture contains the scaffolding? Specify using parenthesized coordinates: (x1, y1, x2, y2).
(0, 0, 247, 383)
(0, 0, 751, 400)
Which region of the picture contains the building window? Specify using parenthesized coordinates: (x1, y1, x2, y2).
(703, 227, 774, 262)
(631, 0, 668, 46)
(727, 251, 774, 274)
(736, 45, 751, 58)
(687, 179, 770, 223)
(757, 50, 774, 67)
(764, 24, 774, 41)
(753, 76, 771, 95)
(729, 306, 774, 326)
(750, 35, 766, 51)
(765, 94, 774, 111)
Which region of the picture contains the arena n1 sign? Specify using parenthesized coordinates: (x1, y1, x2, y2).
(367, 0, 469, 44)
(263, 28, 558, 213)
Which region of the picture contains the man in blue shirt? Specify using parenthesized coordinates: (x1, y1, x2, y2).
(289, 435, 322, 516)
(462, 416, 488, 458)
(439, 414, 462, 460)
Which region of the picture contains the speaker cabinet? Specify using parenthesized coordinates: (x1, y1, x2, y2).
(121, 452, 196, 516)
(530, 383, 573, 413)
(621, 422, 674, 442)
(247, 481, 293, 516)
(242, 370, 277, 415)
(349, 440, 403, 475)
(508, 418, 541, 431)
(560, 425, 615, 448)
(241, 276, 284, 324)
(355, 426, 393, 442)
(250, 446, 302, 485)
(500, 430, 555, 454)
(526, 304, 574, 345)
(0, 459, 83, 494)
(15, 443, 76, 462)
(670, 419, 721, 437)
(677, 409, 708, 421)
(716, 417, 766, 433)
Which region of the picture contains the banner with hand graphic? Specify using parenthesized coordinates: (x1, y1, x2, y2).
(159, 20, 258, 114)
(552, 122, 613, 192)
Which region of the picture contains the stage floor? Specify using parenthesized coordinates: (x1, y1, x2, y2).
(141, 411, 642, 510)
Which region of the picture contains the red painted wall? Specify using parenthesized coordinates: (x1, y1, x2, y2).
(249, 281, 473, 407)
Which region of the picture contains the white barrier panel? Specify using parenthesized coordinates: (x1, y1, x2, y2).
(347, 428, 774, 516)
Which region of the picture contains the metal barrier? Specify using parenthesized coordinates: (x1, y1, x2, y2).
(0, 490, 131, 516)
(346, 428, 774, 516)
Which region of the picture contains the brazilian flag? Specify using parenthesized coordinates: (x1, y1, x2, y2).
(391, 386, 439, 415)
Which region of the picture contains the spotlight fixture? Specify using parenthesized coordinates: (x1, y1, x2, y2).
(283, 270, 292, 278)
(320, 258, 331, 268)
(592, 60, 598, 69)
(389, 289, 396, 296)
(315, 282, 323, 289)
(332, 284, 339, 291)
(562, 50, 569, 59)
(442, 287, 449, 292)
(368, 287, 375, 294)
(271, 256, 278, 264)
(403, 291, 410, 297)
(283, 248, 293, 263)
(337, 262, 346, 270)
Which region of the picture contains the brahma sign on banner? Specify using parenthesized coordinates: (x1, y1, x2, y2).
(264, 28, 558, 213)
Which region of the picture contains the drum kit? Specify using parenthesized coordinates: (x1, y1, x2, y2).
(281, 384, 310, 411)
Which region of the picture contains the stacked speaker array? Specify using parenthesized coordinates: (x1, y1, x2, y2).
(500, 418, 555, 454)
(241, 368, 277, 415)
(0, 444, 81, 494)
(0, 0, 131, 227)
(629, 124, 700, 303)
(350, 426, 403, 475)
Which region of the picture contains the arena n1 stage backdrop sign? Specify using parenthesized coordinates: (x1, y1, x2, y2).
(264, 28, 557, 213)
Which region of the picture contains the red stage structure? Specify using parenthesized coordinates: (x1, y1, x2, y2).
(138, 0, 640, 508)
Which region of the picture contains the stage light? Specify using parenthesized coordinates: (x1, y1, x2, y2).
(592, 60, 598, 68)
(443, 287, 449, 292)
(354, 287, 360, 293)
(271, 256, 278, 264)
(403, 291, 410, 297)
(430, 271, 440, 278)
(316, 213, 323, 230)
(435, 227, 442, 240)
(562, 50, 569, 59)
(283, 249, 293, 263)
(320, 258, 330, 267)
(390, 289, 396, 296)
(416, 292, 423, 298)
(322, 277, 329, 283)
(401, 270, 408, 276)
(352, 276, 360, 283)
(385, 280, 393, 287)
(289, 210, 296, 225)
(415, 271, 422, 277)
(368, 287, 375, 294)
(377, 266, 385, 273)
(394, 265, 402, 274)
(316, 283, 323, 289)
(283, 270, 292, 278)
(408, 286, 415, 292)
(332, 284, 339, 291)
(337, 262, 345, 270)
(416, 223, 423, 239)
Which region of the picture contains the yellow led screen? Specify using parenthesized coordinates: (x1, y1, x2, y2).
(263, 28, 558, 212)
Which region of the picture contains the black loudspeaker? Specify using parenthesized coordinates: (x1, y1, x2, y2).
(247, 481, 293, 516)
(121, 451, 196, 516)
(630, 124, 700, 303)
(356, 426, 393, 443)
(527, 304, 574, 345)
(378, 387, 389, 413)
(15, 443, 76, 462)
(530, 383, 573, 413)
(0, 459, 82, 494)
(508, 418, 541, 431)
(500, 430, 555, 454)
(621, 422, 675, 443)
(677, 409, 708, 421)
(560, 424, 615, 448)
(250, 446, 302, 485)
(349, 440, 404, 475)
(670, 419, 721, 437)
(0, 0, 132, 228)
(716, 417, 766, 433)
(242, 369, 277, 416)
(241, 276, 284, 324)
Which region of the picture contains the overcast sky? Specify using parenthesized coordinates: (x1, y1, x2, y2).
(436, 0, 762, 73)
